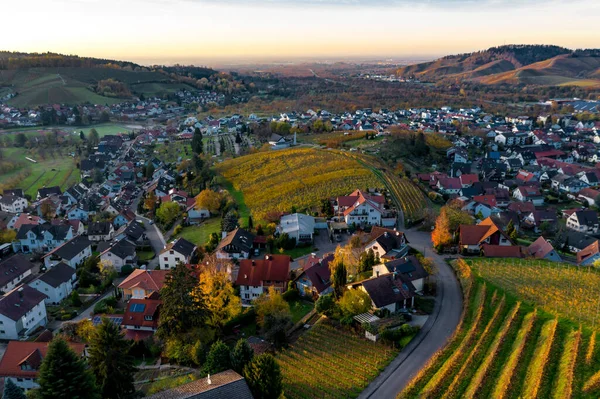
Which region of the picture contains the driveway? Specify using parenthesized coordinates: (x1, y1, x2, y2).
(290, 229, 348, 270)
(358, 227, 463, 399)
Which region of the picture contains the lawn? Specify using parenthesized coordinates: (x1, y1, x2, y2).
(137, 250, 155, 262)
(216, 147, 381, 222)
(278, 322, 397, 399)
(0, 123, 133, 139)
(399, 259, 600, 398)
(154, 141, 192, 164)
(281, 245, 317, 260)
(287, 299, 314, 324)
(219, 177, 251, 226)
(175, 218, 221, 247)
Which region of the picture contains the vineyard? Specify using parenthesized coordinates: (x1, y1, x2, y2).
(400, 259, 600, 399)
(204, 134, 254, 157)
(278, 322, 397, 399)
(215, 147, 381, 220)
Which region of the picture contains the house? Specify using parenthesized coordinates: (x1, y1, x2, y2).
(7, 213, 45, 231)
(0, 254, 34, 294)
(522, 210, 558, 233)
(578, 188, 600, 206)
(187, 208, 210, 225)
(118, 269, 169, 300)
(268, 133, 290, 149)
(336, 190, 387, 226)
(371, 255, 428, 292)
(144, 370, 254, 399)
(577, 241, 600, 265)
(41, 235, 92, 269)
(295, 253, 334, 298)
(353, 273, 416, 312)
(112, 209, 136, 229)
(36, 186, 61, 200)
(0, 286, 48, 340)
(513, 186, 544, 206)
(459, 174, 479, 188)
(13, 223, 73, 254)
(87, 221, 115, 241)
(159, 238, 197, 270)
(277, 213, 315, 243)
(28, 262, 76, 305)
(236, 254, 291, 305)
(528, 236, 562, 262)
(459, 217, 513, 253)
(216, 228, 255, 260)
(566, 210, 600, 234)
(436, 178, 462, 195)
(0, 195, 28, 213)
(115, 221, 146, 243)
(121, 298, 161, 341)
(98, 239, 137, 272)
(0, 341, 85, 392)
(365, 227, 409, 261)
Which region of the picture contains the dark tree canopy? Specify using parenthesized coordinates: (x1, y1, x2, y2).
(243, 354, 283, 399)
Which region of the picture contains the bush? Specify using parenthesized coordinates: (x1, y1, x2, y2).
(282, 289, 299, 302)
(315, 294, 335, 316)
(120, 265, 134, 276)
(173, 225, 183, 235)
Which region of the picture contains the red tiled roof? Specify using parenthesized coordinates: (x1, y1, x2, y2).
(528, 236, 556, 259)
(121, 298, 161, 330)
(459, 225, 492, 245)
(459, 174, 479, 186)
(236, 255, 290, 287)
(438, 177, 461, 190)
(118, 269, 169, 293)
(481, 244, 522, 258)
(473, 195, 497, 208)
(577, 241, 600, 264)
(0, 341, 85, 378)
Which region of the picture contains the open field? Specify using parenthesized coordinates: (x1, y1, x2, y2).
(278, 322, 397, 398)
(400, 259, 600, 398)
(0, 123, 135, 139)
(0, 147, 79, 197)
(215, 147, 381, 221)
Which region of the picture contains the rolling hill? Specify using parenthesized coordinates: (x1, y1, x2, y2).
(0, 51, 216, 106)
(396, 45, 600, 87)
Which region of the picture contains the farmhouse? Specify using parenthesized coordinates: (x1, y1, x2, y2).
(236, 254, 291, 305)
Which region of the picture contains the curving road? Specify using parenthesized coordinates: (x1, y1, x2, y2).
(358, 228, 463, 399)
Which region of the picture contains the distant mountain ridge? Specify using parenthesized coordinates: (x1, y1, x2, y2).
(396, 45, 600, 87)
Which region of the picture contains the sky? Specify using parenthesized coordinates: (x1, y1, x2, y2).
(3, 0, 600, 66)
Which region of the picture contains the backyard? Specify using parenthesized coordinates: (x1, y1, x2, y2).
(175, 218, 222, 247)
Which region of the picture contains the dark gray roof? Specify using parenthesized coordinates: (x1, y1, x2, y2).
(37, 262, 75, 288)
(0, 286, 47, 321)
(0, 195, 23, 206)
(101, 239, 136, 259)
(170, 238, 196, 257)
(88, 221, 112, 235)
(44, 235, 91, 261)
(121, 221, 144, 241)
(3, 189, 24, 198)
(382, 255, 428, 282)
(361, 274, 416, 308)
(37, 186, 61, 198)
(574, 210, 599, 227)
(144, 369, 253, 399)
(216, 228, 254, 254)
(0, 255, 34, 288)
(16, 223, 71, 241)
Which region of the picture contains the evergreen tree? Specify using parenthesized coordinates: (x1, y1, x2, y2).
(158, 262, 206, 339)
(191, 127, 203, 155)
(243, 354, 283, 399)
(248, 215, 254, 230)
(145, 161, 155, 179)
(88, 318, 137, 399)
(230, 339, 254, 374)
(332, 260, 347, 299)
(221, 210, 239, 233)
(204, 340, 231, 374)
(37, 338, 100, 399)
(3, 379, 26, 399)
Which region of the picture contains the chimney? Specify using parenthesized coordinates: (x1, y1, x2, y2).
(251, 260, 255, 266)
(207, 374, 212, 385)
(18, 287, 23, 299)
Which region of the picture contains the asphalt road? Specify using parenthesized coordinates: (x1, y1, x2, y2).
(358, 227, 463, 399)
(134, 213, 166, 269)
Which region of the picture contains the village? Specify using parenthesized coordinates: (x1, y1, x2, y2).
(0, 95, 600, 397)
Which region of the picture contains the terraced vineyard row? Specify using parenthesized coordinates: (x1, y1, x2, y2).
(400, 259, 600, 398)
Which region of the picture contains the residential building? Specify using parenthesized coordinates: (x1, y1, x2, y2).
(87, 221, 115, 241)
(513, 186, 544, 206)
(118, 269, 169, 300)
(371, 255, 428, 292)
(277, 213, 315, 243)
(0, 286, 48, 340)
(216, 228, 255, 260)
(159, 238, 197, 270)
(41, 235, 92, 269)
(528, 236, 562, 262)
(0, 195, 28, 213)
(335, 190, 390, 226)
(236, 255, 290, 305)
(353, 273, 416, 313)
(459, 217, 513, 253)
(13, 223, 73, 253)
(567, 210, 600, 234)
(121, 298, 161, 341)
(28, 262, 76, 305)
(144, 370, 254, 399)
(0, 255, 34, 294)
(295, 254, 334, 298)
(365, 227, 409, 261)
(0, 341, 85, 392)
(98, 239, 137, 272)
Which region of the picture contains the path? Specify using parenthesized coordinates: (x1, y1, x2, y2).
(358, 227, 463, 399)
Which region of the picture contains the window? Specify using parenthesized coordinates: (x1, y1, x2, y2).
(175, 257, 180, 262)
(244, 294, 250, 299)
(169, 250, 174, 255)
(0, 330, 4, 334)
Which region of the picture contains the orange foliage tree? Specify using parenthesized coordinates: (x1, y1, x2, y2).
(432, 207, 453, 249)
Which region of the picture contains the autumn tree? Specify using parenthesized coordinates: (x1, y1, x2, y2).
(195, 189, 222, 214)
(254, 287, 292, 347)
(339, 289, 372, 317)
(195, 269, 241, 332)
(144, 191, 158, 213)
(432, 207, 453, 249)
(156, 201, 181, 226)
(88, 128, 100, 147)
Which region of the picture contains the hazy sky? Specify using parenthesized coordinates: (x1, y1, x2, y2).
(3, 0, 600, 66)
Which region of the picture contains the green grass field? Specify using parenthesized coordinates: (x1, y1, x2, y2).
(175, 218, 221, 246)
(0, 147, 79, 197)
(399, 259, 600, 398)
(0, 123, 134, 139)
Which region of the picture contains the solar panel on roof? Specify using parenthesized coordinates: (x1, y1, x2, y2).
(131, 303, 146, 312)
